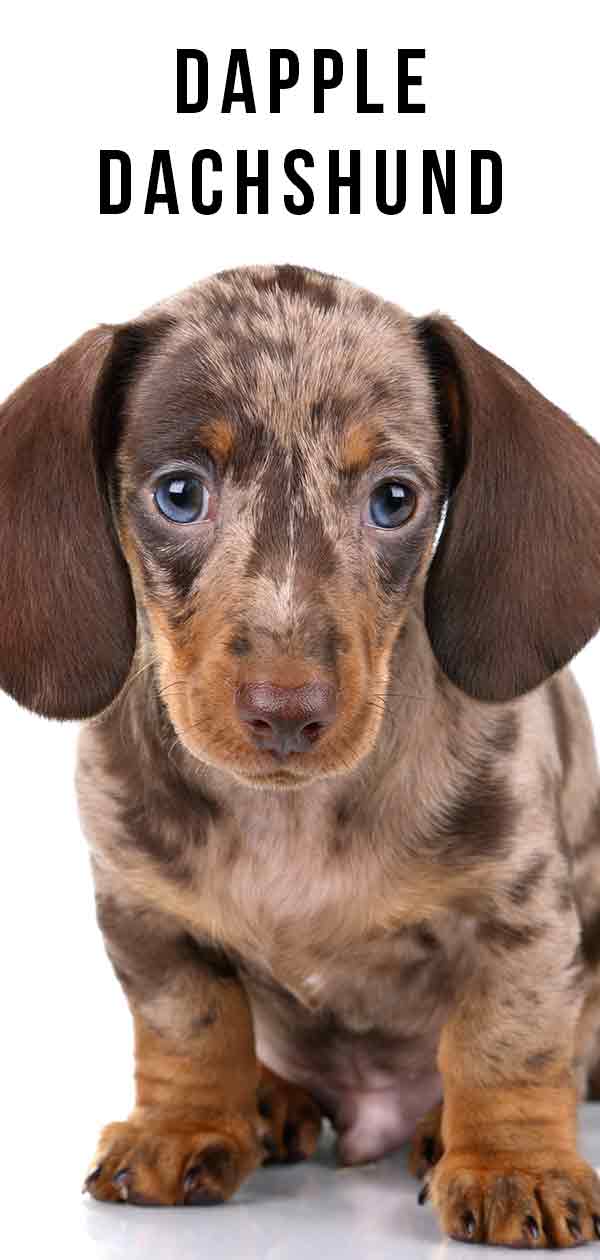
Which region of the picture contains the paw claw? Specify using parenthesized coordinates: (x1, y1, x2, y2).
(462, 1209, 476, 1238)
(408, 1103, 444, 1180)
(566, 1216, 582, 1241)
(524, 1213, 540, 1241)
(182, 1143, 235, 1206)
(182, 1160, 226, 1207)
(112, 1168, 131, 1202)
(82, 1164, 102, 1194)
(421, 1136, 436, 1164)
(183, 1166, 200, 1195)
(183, 1176, 224, 1206)
(261, 1135, 278, 1162)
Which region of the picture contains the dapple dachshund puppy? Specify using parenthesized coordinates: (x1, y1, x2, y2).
(2, 265, 600, 1248)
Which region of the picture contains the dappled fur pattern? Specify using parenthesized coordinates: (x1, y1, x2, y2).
(3, 265, 600, 1246)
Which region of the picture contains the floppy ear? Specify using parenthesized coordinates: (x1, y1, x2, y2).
(418, 315, 600, 701)
(0, 327, 137, 719)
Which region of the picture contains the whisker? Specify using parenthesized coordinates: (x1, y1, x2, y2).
(130, 655, 161, 685)
(119, 654, 161, 703)
(376, 687, 429, 703)
(364, 698, 402, 744)
(156, 681, 187, 702)
(167, 718, 208, 764)
(117, 655, 162, 741)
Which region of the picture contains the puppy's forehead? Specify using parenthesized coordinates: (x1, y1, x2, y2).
(124, 265, 439, 477)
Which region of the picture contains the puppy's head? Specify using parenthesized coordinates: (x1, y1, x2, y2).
(2, 265, 600, 789)
(111, 267, 444, 787)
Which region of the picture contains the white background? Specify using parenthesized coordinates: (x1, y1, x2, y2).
(0, 0, 598, 1238)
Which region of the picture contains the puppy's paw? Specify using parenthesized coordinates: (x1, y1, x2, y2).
(257, 1066, 322, 1164)
(408, 1102, 444, 1181)
(430, 1150, 600, 1247)
(83, 1112, 261, 1206)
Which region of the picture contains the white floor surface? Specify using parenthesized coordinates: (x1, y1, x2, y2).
(18, 1107, 600, 1258)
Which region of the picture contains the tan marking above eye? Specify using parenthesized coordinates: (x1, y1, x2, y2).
(201, 417, 235, 465)
(339, 419, 381, 474)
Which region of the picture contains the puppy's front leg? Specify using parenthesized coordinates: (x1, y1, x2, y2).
(429, 902, 600, 1248)
(84, 895, 262, 1206)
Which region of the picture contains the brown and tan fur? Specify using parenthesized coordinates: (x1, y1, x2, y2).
(2, 264, 600, 1246)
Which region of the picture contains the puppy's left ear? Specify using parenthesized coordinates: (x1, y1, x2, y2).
(0, 327, 138, 719)
(418, 315, 600, 701)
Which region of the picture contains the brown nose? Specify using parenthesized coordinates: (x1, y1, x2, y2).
(236, 681, 336, 759)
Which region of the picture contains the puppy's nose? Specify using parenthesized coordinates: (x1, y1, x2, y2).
(236, 681, 336, 758)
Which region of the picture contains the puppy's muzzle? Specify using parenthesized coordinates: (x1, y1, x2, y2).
(236, 681, 337, 760)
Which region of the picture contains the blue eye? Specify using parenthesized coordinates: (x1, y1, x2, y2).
(154, 475, 208, 523)
(368, 482, 416, 528)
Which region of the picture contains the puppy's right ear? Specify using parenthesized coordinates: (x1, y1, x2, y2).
(0, 327, 139, 719)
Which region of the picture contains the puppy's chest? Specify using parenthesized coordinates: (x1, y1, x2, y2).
(199, 801, 419, 969)
(196, 804, 466, 1029)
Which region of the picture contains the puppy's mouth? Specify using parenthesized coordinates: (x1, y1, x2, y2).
(240, 764, 318, 789)
(179, 728, 345, 788)
(171, 693, 384, 791)
(160, 651, 387, 790)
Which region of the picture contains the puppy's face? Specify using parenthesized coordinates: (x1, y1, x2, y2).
(3, 265, 599, 740)
(116, 268, 445, 788)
